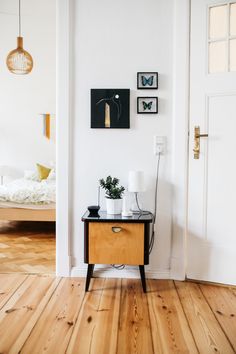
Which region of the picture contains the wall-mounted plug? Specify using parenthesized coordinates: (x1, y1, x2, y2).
(153, 136, 166, 155)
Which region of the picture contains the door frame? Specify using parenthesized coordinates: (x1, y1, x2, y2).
(56, 0, 72, 276)
(171, 0, 191, 280)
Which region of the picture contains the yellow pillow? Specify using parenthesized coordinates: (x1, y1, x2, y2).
(37, 163, 51, 181)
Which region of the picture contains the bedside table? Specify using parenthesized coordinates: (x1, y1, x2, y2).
(82, 211, 153, 293)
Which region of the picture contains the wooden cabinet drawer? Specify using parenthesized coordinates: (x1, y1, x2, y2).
(88, 222, 144, 265)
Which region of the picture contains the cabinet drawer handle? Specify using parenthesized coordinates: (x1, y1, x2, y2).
(112, 226, 122, 233)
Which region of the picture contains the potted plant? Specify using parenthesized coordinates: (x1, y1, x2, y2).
(99, 176, 125, 215)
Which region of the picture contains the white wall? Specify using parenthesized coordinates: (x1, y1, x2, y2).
(0, 0, 56, 174)
(71, 0, 174, 277)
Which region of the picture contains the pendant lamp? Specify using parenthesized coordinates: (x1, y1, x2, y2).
(6, 0, 33, 74)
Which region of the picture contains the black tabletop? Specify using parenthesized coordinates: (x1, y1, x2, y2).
(82, 210, 153, 223)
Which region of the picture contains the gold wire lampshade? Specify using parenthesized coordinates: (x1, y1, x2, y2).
(6, 36, 33, 75)
(6, 0, 33, 75)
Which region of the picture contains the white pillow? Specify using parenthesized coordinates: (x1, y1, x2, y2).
(24, 170, 39, 181)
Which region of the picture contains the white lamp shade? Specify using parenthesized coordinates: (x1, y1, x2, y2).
(128, 171, 145, 192)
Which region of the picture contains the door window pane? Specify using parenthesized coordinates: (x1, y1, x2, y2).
(230, 3, 236, 36)
(230, 39, 236, 71)
(209, 5, 227, 39)
(209, 41, 227, 73)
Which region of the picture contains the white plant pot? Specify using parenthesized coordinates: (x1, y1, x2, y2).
(106, 198, 122, 215)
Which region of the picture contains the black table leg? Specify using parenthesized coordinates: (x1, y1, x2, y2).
(85, 264, 95, 291)
(139, 265, 147, 293)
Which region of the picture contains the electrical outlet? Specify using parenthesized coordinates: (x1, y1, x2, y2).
(153, 136, 166, 155)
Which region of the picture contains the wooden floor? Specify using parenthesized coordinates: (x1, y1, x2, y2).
(0, 221, 55, 274)
(0, 276, 235, 353)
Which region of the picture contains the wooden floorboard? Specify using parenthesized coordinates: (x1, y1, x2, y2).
(21, 278, 85, 354)
(0, 275, 235, 353)
(175, 281, 235, 353)
(0, 273, 28, 309)
(0, 274, 60, 353)
(67, 278, 121, 354)
(147, 279, 198, 353)
(117, 279, 153, 354)
(200, 284, 236, 352)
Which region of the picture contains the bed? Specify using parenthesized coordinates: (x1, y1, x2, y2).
(0, 174, 56, 222)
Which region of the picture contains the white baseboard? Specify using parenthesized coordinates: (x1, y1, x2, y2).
(71, 265, 170, 279)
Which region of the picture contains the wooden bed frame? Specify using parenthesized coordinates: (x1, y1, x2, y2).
(0, 208, 56, 222)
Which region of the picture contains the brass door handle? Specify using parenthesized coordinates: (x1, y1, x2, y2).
(193, 126, 208, 159)
(112, 226, 122, 233)
(195, 134, 208, 138)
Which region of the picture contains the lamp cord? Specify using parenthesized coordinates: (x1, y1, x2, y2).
(19, 0, 21, 36)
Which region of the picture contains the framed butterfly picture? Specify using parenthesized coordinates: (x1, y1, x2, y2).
(137, 72, 158, 89)
(137, 97, 158, 114)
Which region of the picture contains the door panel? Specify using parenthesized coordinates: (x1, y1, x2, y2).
(188, 0, 236, 284)
(207, 95, 236, 244)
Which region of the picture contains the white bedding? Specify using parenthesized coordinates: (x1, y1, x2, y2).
(0, 178, 56, 205)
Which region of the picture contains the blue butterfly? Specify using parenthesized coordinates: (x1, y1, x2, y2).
(142, 101, 152, 110)
(141, 75, 154, 86)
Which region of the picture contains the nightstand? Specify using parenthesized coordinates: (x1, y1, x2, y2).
(82, 211, 153, 292)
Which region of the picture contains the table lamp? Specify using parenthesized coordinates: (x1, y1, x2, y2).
(128, 171, 146, 212)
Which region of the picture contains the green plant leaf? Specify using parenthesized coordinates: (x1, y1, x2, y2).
(99, 176, 125, 199)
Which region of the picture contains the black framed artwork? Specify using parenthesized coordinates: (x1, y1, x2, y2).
(91, 89, 130, 129)
(137, 72, 158, 89)
(137, 97, 158, 114)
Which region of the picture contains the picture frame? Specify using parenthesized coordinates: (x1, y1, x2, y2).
(137, 97, 158, 114)
(137, 72, 158, 89)
(91, 89, 130, 129)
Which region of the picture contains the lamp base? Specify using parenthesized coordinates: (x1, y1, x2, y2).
(122, 210, 133, 217)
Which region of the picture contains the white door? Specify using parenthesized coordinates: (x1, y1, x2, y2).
(188, 0, 236, 285)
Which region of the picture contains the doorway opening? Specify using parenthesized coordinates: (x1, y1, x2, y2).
(0, 0, 56, 275)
